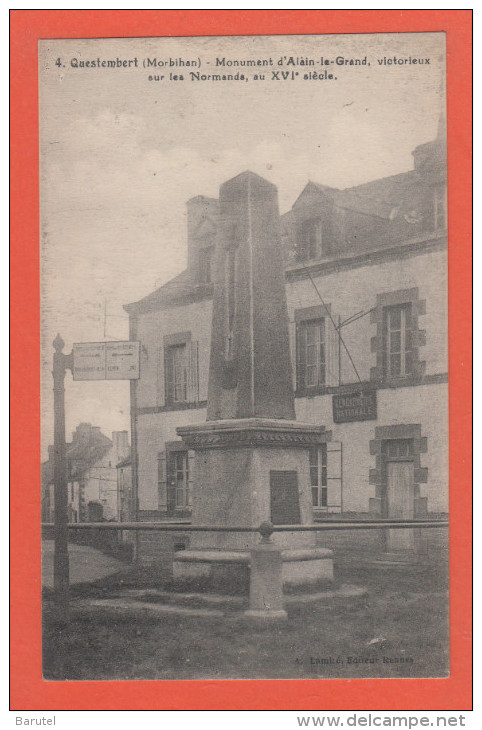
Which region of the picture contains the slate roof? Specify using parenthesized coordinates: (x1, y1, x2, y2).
(124, 269, 212, 315)
(334, 171, 416, 220)
(292, 181, 339, 207)
(125, 140, 445, 315)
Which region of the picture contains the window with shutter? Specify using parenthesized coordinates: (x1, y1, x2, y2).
(297, 218, 322, 261)
(163, 336, 200, 407)
(370, 289, 426, 384)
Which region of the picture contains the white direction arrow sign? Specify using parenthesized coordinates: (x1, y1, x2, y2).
(73, 341, 140, 380)
(105, 341, 140, 380)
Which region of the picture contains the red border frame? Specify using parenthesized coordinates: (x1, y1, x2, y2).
(10, 10, 472, 711)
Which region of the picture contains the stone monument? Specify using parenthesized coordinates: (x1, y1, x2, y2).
(174, 171, 333, 586)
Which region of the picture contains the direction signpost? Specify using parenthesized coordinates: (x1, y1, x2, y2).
(73, 340, 140, 380)
(52, 335, 140, 625)
(52, 334, 73, 625)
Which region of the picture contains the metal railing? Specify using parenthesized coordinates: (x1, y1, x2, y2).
(42, 518, 448, 533)
(43, 518, 448, 624)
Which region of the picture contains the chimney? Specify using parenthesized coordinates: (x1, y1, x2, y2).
(72, 422, 92, 443)
(112, 431, 129, 460)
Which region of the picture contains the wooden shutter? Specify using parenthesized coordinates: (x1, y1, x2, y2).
(164, 347, 173, 405)
(157, 451, 167, 510)
(296, 323, 306, 391)
(187, 340, 199, 405)
(404, 304, 414, 375)
(326, 441, 342, 512)
(381, 307, 389, 377)
(325, 317, 340, 387)
(187, 450, 195, 508)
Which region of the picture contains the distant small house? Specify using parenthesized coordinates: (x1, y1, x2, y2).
(116, 455, 134, 523)
(41, 424, 130, 523)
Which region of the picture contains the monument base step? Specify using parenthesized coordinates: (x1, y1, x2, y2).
(72, 598, 225, 620)
(368, 552, 422, 567)
(69, 583, 367, 621)
(173, 547, 334, 586)
(118, 588, 246, 610)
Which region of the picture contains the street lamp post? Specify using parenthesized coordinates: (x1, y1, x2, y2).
(52, 334, 72, 624)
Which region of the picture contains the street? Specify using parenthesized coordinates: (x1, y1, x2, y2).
(41, 540, 125, 588)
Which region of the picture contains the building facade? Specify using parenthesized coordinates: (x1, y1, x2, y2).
(125, 128, 447, 559)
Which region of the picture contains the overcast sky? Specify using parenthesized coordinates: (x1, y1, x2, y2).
(39, 32, 445, 458)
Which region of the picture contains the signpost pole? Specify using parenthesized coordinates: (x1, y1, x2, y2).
(52, 334, 72, 624)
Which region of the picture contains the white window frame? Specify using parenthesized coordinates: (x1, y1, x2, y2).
(166, 343, 188, 403)
(384, 304, 411, 378)
(174, 451, 191, 509)
(297, 318, 326, 388)
(309, 444, 328, 509)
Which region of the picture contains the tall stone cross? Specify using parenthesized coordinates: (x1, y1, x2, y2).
(207, 171, 296, 421)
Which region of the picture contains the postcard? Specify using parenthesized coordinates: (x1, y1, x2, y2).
(11, 10, 472, 712)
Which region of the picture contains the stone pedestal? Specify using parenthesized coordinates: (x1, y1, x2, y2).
(245, 542, 287, 620)
(173, 418, 334, 586)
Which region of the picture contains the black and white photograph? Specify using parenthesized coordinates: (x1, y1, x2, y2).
(39, 32, 449, 681)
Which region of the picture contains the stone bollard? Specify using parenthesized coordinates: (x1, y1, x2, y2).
(244, 521, 287, 621)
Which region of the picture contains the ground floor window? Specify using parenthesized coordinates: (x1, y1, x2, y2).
(174, 451, 191, 508)
(309, 441, 342, 512)
(309, 444, 328, 508)
(158, 446, 194, 513)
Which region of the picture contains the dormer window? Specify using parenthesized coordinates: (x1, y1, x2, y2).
(198, 245, 214, 284)
(434, 185, 447, 230)
(297, 218, 322, 261)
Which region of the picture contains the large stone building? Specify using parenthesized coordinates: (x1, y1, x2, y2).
(125, 127, 447, 560)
